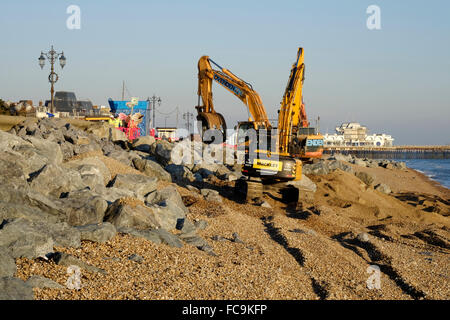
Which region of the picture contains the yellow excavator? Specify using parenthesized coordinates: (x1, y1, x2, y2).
(195, 47, 321, 201)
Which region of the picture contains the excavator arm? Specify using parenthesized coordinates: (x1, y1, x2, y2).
(277, 47, 306, 155)
(196, 56, 271, 140)
(278, 47, 323, 160)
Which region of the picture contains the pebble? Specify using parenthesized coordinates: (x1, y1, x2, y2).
(232, 232, 244, 244)
(356, 232, 370, 242)
(128, 254, 144, 263)
(211, 235, 227, 242)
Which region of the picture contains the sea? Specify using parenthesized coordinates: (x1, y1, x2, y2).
(396, 159, 450, 189)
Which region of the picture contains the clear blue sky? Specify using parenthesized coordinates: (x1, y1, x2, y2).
(1, 0, 449, 145)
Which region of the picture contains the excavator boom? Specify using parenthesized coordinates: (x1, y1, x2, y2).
(278, 48, 323, 160)
(278, 47, 305, 155)
(196, 56, 271, 140)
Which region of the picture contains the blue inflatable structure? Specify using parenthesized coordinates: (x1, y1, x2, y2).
(108, 98, 150, 136)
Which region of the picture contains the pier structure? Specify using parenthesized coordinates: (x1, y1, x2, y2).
(324, 146, 450, 159)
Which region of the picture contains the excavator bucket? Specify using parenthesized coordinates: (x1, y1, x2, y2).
(195, 109, 227, 144)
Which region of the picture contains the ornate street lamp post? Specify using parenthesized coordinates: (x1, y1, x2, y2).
(38, 45, 66, 114)
(147, 94, 161, 129)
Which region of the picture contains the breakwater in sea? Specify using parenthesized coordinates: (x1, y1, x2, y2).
(324, 146, 450, 160)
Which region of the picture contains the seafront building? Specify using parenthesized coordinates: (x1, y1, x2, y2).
(324, 122, 394, 147)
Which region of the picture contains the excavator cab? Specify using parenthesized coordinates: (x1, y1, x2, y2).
(236, 121, 255, 147)
(289, 127, 324, 161)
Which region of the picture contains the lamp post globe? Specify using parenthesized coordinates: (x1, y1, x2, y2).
(38, 53, 45, 69)
(59, 53, 66, 69)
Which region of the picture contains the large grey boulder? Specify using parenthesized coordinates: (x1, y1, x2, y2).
(287, 174, 317, 193)
(355, 171, 375, 186)
(132, 136, 156, 153)
(99, 139, 116, 155)
(378, 160, 396, 169)
(327, 160, 353, 173)
(22, 136, 63, 165)
(59, 141, 75, 160)
(105, 149, 134, 167)
(86, 123, 127, 142)
(393, 161, 407, 170)
(63, 126, 91, 145)
(329, 154, 352, 162)
(303, 160, 353, 175)
(149, 200, 187, 230)
(152, 228, 183, 248)
(26, 275, 64, 289)
(375, 183, 391, 194)
(42, 127, 65, 144)
(29, 164, 86, 197)
(79, 171, 106, 194)
(196, 167, 215, 179)
(58, 190, 108, 226)
(109, 174, 157, 200)
(31, 221, 81, 248)
(104, 200, 161, 230)
(133, 158, 172, 182)
(0, 152, 28, 188)
(179, 233, 209, 248)
(200, 189, 223, 203)
(117, 227, 162, 244)
(176, 218, 197, 234)
(64, 157, 111, 185)
(72, 143, 102, 158)
(192, 162, 220, 175)
(0, 219, 54, 259)
(8, 146, 48, 177)
(38, 117, 68, 130)
(4, 220, 81, 249)
(0, 202, 54, 225)
(151, 140, 175, 166)
(0, 247, 16, 277)
(118, 227, 182, 247)
(366, 160, 379, 168)
(165, 164, 195, 183)
(0, 186, 65, 224)
(76, 223, 116, 243)
(352, 158, 368, 167)
(145, 185, 188, 214)
(0, 130, 31, 151)
(302, 161, 330, 175)
(0, 186, 64, 218)
(0, 277, 34, 300)
(98, 187, 136, 204)
(223, 171, 242, 182)
(23, 120, 39, 136)
(191, 161, 233, 180)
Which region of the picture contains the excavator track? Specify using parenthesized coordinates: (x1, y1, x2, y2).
(263, 181, 299, 204)
(235, 178, 264, 202)
(235, 178, 299, 204)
